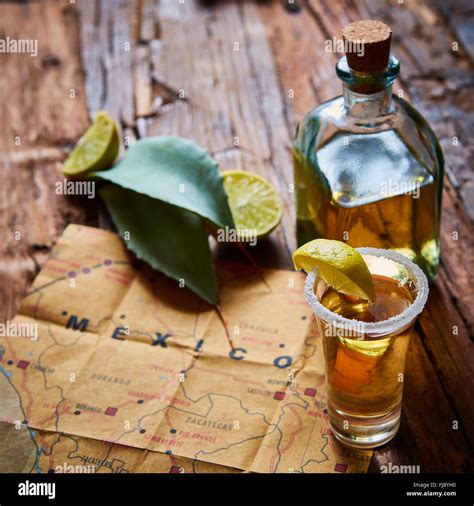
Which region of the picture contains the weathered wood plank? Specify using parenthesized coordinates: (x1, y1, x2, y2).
(78, 0, 135, 127)
(438, 0, 474, 63)
(259, 1, 352, 132)
(139, 0, 160, 43)
(134, 44, 153, 117)
(0, 1, 95, 323)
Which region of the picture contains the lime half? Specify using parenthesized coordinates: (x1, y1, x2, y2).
(293, 239, 375, 302)
(62, 111, 119, 178)
(221, 170, 283, 239)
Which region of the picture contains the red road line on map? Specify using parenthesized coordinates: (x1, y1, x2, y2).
(2, 339, 35, 423)
(269, 404, 304, 473)
(17, 369, 34, 423)
(36, 410, 60, 428)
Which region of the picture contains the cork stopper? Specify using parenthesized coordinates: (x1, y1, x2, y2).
(342, 20, 392, 73)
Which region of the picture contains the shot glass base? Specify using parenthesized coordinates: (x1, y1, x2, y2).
(328, 404, 401, 449)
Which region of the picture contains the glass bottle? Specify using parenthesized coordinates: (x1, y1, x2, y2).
(293, 21, 443, 280)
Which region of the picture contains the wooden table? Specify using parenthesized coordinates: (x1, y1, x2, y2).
(1, 0, 472, 473)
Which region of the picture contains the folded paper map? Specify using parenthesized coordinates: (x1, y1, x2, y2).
(0, 225, 371, 473)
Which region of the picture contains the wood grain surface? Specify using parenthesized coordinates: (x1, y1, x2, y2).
(0, 0, 472, 472)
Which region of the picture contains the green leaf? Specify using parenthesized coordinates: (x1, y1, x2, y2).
(100, 184, 219, 305)
(93, 136, 234, 229)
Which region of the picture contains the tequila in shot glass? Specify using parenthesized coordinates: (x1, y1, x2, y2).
(304, 248, 429, 448)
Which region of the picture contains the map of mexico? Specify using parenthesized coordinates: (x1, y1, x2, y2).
(0, 225, 371, 473)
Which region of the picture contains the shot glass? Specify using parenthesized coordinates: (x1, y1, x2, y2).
(305, 248, 429, 448)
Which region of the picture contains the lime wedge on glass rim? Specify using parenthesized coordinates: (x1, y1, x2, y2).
(293, 239, 375, 302)
(61, 111, 119, 178)
(221, 170, 283, 239)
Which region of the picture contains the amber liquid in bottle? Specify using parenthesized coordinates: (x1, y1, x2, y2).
(294, 136, 440, 279)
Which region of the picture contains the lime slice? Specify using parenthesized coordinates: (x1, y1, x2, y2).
(293, 239, 375, 302)
(221, 170, 283, 239)
(62, 111, 119, 178)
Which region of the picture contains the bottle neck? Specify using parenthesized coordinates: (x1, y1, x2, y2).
(336, 55, 400, 120)
(343, 85, 393, 118)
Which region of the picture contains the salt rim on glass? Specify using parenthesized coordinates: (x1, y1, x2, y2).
(304, 247, 429, 335)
